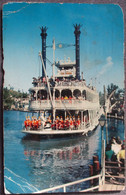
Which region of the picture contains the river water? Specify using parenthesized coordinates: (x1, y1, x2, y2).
(4, 110, 124, 193)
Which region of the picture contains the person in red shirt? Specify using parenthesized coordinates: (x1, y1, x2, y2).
(70, 117, 73, 130)
(27, 116, 31, 129)
(77, 116, 81, 128)
(38, 117, 42, 128)
(56, 116, 59, 130)
(59, 116, 64, 130)
(34, 117, 38, 129)
(24, 117, 28, 129)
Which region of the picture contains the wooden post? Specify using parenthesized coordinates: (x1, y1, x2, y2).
(101, 139, 105, 185)
(89, 165, 94, 185)
(93, 155, 100, 185)
(93, 161, 100, 175)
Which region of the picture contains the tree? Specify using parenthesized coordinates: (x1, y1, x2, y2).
(3, 87, 28, 110)
(107, 83, 118, 96)
(3, 88, 14, 109)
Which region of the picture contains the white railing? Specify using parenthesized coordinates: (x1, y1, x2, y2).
(29, 99, 99, 111)
(34, 173, 103, 193)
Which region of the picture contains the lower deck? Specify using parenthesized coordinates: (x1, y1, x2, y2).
(22, 123, 98, 136)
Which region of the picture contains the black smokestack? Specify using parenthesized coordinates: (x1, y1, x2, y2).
(74, 24, 81, 80)
(40, 26, 48, 78)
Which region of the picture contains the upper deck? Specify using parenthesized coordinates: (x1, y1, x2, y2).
(29, 78, 99, 111)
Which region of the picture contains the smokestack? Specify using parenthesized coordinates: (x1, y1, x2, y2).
(74, 24, 81, 80)
(40, 26, 48, 78)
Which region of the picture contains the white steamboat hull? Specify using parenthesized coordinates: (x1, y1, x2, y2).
(22, 123, 99, 136)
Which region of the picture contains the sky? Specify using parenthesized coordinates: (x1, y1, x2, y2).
(3, 3, 124, 93)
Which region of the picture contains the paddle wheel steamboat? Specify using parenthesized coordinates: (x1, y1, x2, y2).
(22, 24, 102, 136)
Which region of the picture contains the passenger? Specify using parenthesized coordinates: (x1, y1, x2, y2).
(73, 117, 76, 129)
(70, 117, 74, 130)
(43, 77, 46, 83)
(51, 119, 56, 130)
(117, 144, 125, 173)
(109, 136, 116, 145)
(66, 116, 69, 120)
(33, 117, 38, 129)
(27, 116, 31, 129)
(56, 116, 59, 129)
(59, 116, 64, 129)
(111, 137, 121, 161)
(31, 117, 34, 129)
(24, 117, 28, 129)
(77, 116, 81, 127)
(64, 96, 68, 100)
(64, 117, 69, 130)
(116, 136, 122, 145)
(38, 117, 42, 128)
(105, 144, 114, 161)
(60, 116, 63, 123)
(48, 116, 52, 124)
(105, 144, 115, 174)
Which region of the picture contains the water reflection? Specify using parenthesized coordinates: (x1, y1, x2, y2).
(21, 129, 101, 190)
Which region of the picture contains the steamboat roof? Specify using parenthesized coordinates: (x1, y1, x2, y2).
(55, 58, 76, 68)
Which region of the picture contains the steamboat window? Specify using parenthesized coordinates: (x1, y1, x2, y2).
(29, 90, 36, 100)
(82, 90, 86, 99)
(61, 89, 72, 98)
(73, 89, 81, 99)
(37, 90, 47, 100)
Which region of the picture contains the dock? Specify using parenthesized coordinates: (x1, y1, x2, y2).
(99, 183, 125, 191)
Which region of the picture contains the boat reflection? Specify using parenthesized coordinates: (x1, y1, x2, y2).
(20, 126, 102, 191)
(23, 145, 81, 161)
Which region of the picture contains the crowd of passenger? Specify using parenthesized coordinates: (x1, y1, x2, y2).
(51, 116, 81, 130)
(105, 136, 125, 174)
(32, 95, 86, 101)
(24, 115, 85, 131)
(32, 76, 87, 88)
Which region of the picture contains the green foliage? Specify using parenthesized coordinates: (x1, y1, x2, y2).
(3, 87, 28, 110)
(107, 83, 118, 96)
(99, 92, 105, 105)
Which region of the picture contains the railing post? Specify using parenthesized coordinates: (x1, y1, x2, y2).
(63, 186, 66, 193)
(115, 113, 117, 118)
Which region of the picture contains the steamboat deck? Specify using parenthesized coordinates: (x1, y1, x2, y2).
(22, 123, 98, 136)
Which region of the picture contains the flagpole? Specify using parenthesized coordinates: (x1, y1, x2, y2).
(53, 38, 55, 122)
(53, 38, 55, 81)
